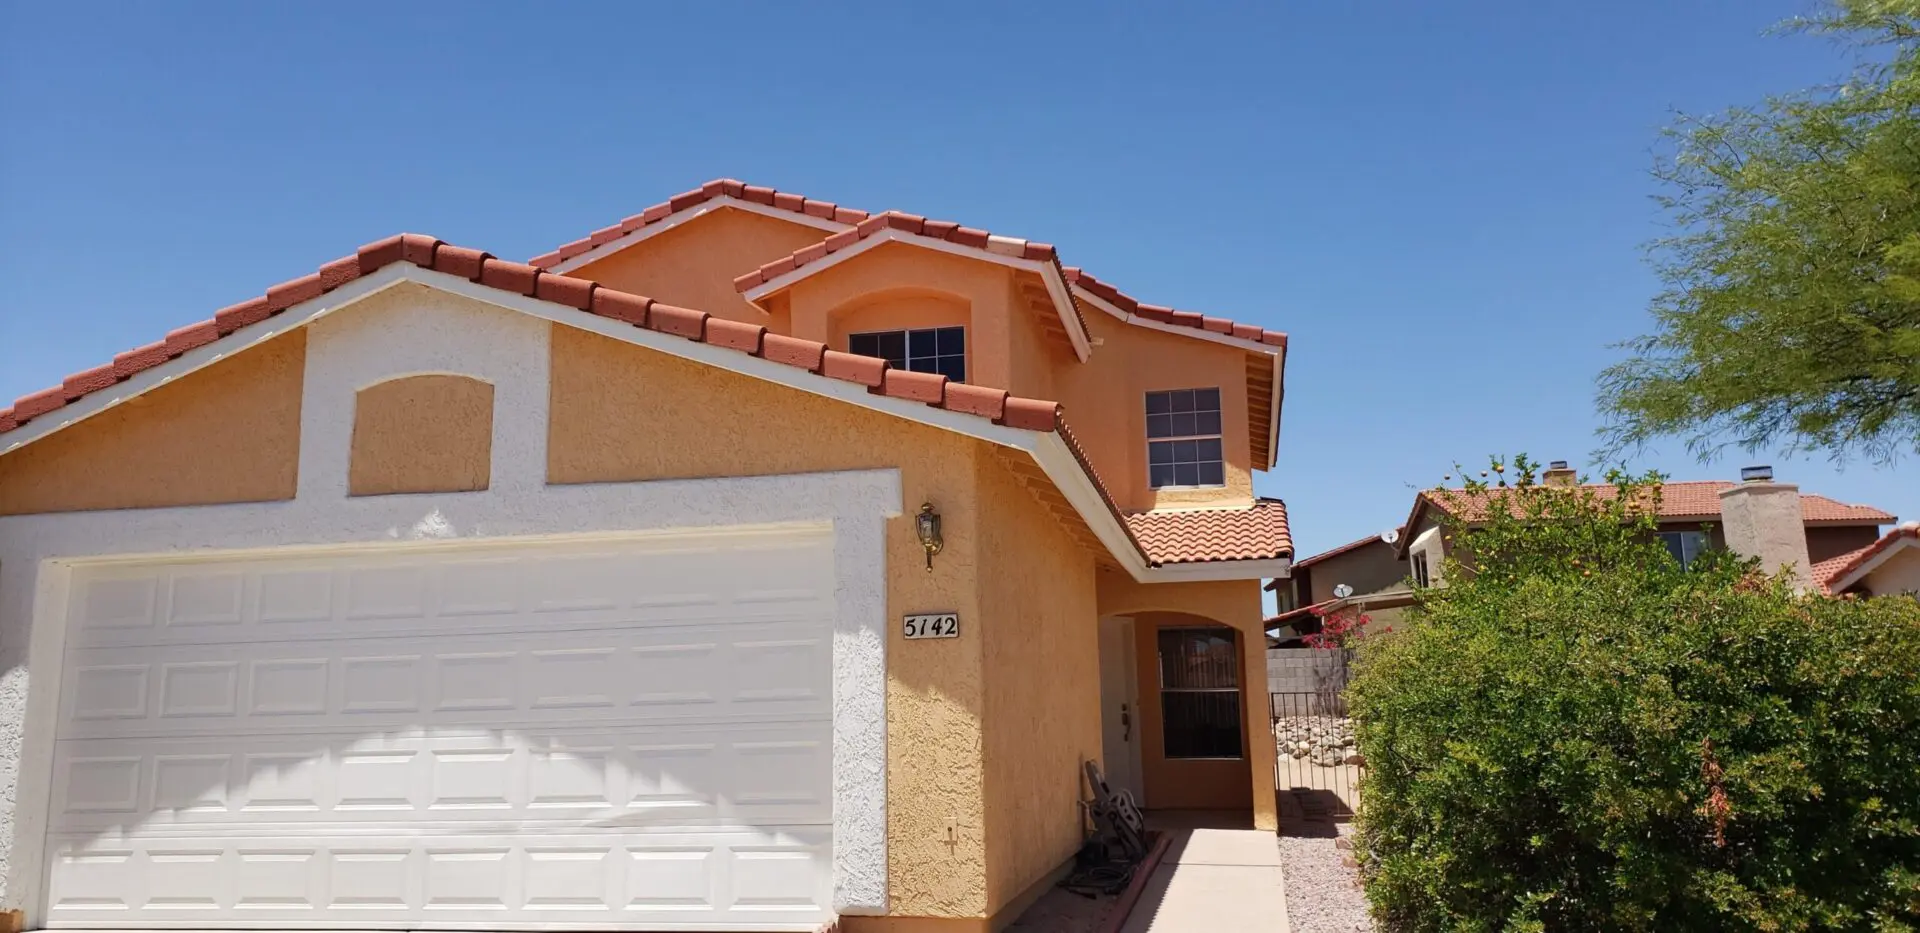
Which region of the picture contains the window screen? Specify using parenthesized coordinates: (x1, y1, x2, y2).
(848, 327, 966, 383)
(1157, 628, 1243, 759)
(1145, 388, 1225, 488)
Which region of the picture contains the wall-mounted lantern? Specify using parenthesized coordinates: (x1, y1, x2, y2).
(915, 503, 944, 572)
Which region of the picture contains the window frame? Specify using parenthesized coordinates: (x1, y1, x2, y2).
(1155, 627, 1245, 761)
(1657, 529, 1711, 569)
(847, 326, 966, 383)
(1411, 552, 1431, 588)
(1144, 387, 1227, 490)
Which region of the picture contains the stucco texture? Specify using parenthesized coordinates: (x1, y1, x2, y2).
(975, 449, 1100, 919)
(348, 374, 493, 496)
(546, 324, 996, 919)
(1054, 310, 1258, 513)
(1097, 571, 1278, 831)
(567, 206, 830, 326)
(1863, 546, 1920, 595)
(0, 328, 305, 515)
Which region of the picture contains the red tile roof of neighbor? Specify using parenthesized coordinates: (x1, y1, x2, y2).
(531, 178, 1288, 349)
(1812, 524, 1920, 593)
(1415, 481, 1895, 525)
(0, 234, 1289, 567)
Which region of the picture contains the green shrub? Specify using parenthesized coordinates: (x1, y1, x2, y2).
(1350, 457, 1920, 932)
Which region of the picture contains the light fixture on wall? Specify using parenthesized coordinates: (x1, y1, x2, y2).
(915, 503, 944, 572)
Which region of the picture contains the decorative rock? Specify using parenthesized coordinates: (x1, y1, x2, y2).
(1334, 836, 1353, 851)
(1344, 752, 1366, 767)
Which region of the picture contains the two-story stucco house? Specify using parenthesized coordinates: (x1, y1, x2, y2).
(0, 180, 1292, 933)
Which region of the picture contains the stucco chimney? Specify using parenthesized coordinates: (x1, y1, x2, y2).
(1542, 460, 1577, 487)
(1717, 465, 1813, 590)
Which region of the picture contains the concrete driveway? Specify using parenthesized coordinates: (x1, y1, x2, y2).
(1119, 811, 1290, 933)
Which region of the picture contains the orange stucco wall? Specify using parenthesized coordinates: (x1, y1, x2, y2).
(1096, 571, 1277, 831)
(348, 374, 493, 496)
(975, 451, 1101, 918)
(566, 208, 1271, 514)
(546, 324, 999, 919)
(0, 329, 306, 515)
(566, 206, 830, 326)
(1055, 310, 1256, 512)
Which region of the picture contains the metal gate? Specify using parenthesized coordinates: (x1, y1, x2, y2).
(1271, 687, 1363, 816)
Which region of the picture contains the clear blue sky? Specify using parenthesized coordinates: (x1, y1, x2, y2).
(1, 1, 1910, 571)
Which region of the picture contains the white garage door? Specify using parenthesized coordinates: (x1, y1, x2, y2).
(42, 529, 837, 931)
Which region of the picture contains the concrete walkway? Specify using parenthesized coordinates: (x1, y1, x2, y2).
(1119, 811, 1290, 933)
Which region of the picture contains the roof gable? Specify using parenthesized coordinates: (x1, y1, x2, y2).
(2, 234, 1287, 581)
(530, 178, 1288, 352)
(1815, 524, 1920, 593)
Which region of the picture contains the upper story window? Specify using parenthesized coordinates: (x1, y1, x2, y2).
(1146, 388, 1224, 488)
(1411, 552, 1431, 588)
(849, 327, 966, 383)
(1658, 530, 1711, 569)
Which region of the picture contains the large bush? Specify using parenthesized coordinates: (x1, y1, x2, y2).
(1350, 457, 1920, 932)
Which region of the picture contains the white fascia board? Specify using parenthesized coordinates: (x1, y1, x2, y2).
(1829, 536, 1919, 593)
(1028, 434, 1153, 579)
(1073, 285, 1279, 356)
(744, 229, 1093, 362)
(413, 267, 1045, 452)
(546, 196, 852, 275)
(1143, 556, 1293, 583)
(1267, 349, 1283, 469)
(0, 265, 415, 456)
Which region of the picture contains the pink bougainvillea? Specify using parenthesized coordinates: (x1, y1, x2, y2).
(1303, 604, 1372, 649)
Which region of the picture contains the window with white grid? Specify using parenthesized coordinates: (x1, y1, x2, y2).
(848, 327, 966, 383)
(1146, 388, 1225, 488)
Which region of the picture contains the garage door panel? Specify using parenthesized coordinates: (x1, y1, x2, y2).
(47, 533, 838, 931)
(64, 534, 835, 653)
(52, 722, 831, 831)
(58, 623, 830, 741)
(45, 828, 831, 928)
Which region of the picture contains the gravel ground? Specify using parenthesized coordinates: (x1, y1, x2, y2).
(1279, 825, 1375, 932)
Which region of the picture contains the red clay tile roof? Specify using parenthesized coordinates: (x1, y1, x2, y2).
(1063, 267, 1287, 347)
(529, 179, 870, 270)
(529, 178, 1286, 350)
(730, 209, 1090, 339)
(1417, 481, 1895, 525)
(1812, 524, 1920, 593)
(0, 234, 1070, 439)
(0, 233, 1287, 570)
(734, 210, 1051, 284)
(1125, 499, 1292, 565)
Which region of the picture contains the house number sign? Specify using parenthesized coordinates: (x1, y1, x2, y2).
(903, 612, 960, 639)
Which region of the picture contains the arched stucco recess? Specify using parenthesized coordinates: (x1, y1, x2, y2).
(786, 242, 1017, 389)
(1097, 569, 1278, 830)
(348, 373, 494, 496)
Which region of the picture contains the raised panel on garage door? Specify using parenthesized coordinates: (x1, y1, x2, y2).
(43, 530, 837, 931)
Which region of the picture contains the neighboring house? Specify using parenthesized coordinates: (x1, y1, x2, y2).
(1813, 523, 1920, 597)
(1397, 462, 1898, 594)
(1264, 529, 1412, 646)
(0, 180, 1293, 933)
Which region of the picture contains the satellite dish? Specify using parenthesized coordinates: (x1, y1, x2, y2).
(1380, 528, 1400, 545)
(1332, 583, 1354, 599)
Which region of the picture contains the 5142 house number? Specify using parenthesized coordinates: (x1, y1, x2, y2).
(903, 612, 960, 639)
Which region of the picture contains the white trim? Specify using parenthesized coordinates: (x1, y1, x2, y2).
(0, 266, 414, 456)
(1266, 350, 1283, 470)
(1073, 285, 1279, 356)
(1827, 535, 1920, 594)
(743, 229, 1093, 363)
(0, 469, 902, 922)
(545, 197, 851, 276)
(0, 265, 1281, 584)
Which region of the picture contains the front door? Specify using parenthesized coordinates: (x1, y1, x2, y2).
(1097, 616, 1143, 802)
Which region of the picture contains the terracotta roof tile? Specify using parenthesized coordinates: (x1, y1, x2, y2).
(1063, 266, 1288, 348)
(1422, 481, 1895, 525)
(0, 234, 1065, 447)
(1812, 524, 1920, 593)
(1125, 499, 1292, 565)
(3, 232, 1290, 575)
(529, 178, 868, 269)
(530, 179, 1280, 351)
